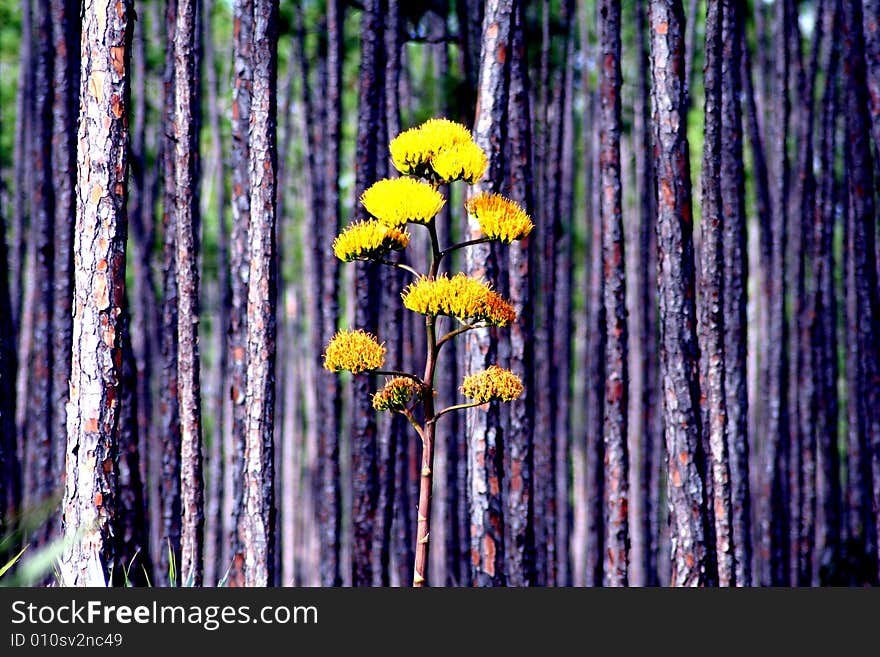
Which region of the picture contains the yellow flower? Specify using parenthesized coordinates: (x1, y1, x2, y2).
(465, 193, 534, 243)
(372, 377, 421, 411)
(323, 329, 386, 374)
(431, 141, 488, 184)
(401, 273, 516, 327)
(360, 178, 446, 228)
(460, 366, 523, 403)
(390, 118, 473, 176)
(332, 220, 410, 262)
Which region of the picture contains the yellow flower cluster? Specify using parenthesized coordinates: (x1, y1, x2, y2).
(402, 273, 516, 327)
(361, 178, 446, 227)
(389, 118, 488, 183)
(460, 366, 523, 403)
(323, 329, 386, 374)
(332, 220, 410, 262)
(465, 193, 534, 243)
(431, 141, 488, 184)
(372, 377, 421, 412)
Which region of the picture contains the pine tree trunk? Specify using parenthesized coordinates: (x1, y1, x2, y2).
(60, 0, 132, 586)
(720, 0, 752, 587)
(466, 0, 512, 587)
(26, 0, 57, 541)
(649, 0, 713, 587)
(352, 0, 385, 587)
(699, 0, 735, 586)
(504, 0, 535, 587)
(813, 0, 844, 584)
(842, 0, 880, 585)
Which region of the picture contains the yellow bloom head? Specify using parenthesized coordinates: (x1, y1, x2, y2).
(460, 366, 523, 403)
(431, 141, 489, 184)
(333, 220, 410, 262)
(372, 377, 421, 411)
(401, 273, 516, 327)
(390, 118, 473, 177)
(323, 329, 386, 374)
(465, 193, 534, 243)
(360, 178, 446, 228)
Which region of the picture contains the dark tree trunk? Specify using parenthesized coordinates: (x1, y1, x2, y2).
(60, 0, 132, 586)
(699, 0, 735, 586)
(159, 0, 182, 586)
(0, 213, 20, 534)
(861, 0, 880, 156)
(843, 0, 880, 585)
(25, 0, 57, 540)
(352, 0, 385, 588)
(50, 0, 77, 502)
(503, 0, 536, 588)
(649, 0, 714, 587)
(117, 303, 152, 585)
(813, 0, 844, 585)
(761, 0, 792, 587)
(720, 0, 752, 587)
(631, 0, 660, 587)
(599, 0, 629, 588)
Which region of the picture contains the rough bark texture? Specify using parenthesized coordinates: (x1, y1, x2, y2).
(60, 0, 132, 586)
(862, 0, 880, 156)
(599, 0, 629, 588)
(352, 0, 384, 588)
(649, 0, 713, 587)
(241, 0, 278, 587)
(0, 214, 20, 533)
(227, 0, 253, 586)
(720, 0, 752, 587)
(466, 0, 512, 587)
(699, 0, 735, 586)
(843, 0, 880, 584)
(504, 0, 536, 588)
(172, 0, 205, 587)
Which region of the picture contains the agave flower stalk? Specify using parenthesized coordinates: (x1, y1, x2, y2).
(323, 118, 532, 587)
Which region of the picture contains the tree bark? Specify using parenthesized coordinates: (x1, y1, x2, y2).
(649, 0, 714, 587)
(60, 0, 132, 586)
(240, 0, 279, 587)
(466, 0, 512, 587)
(720, 0, 752, 587)
(599, 0, 629, 588)
(699, 0, 735, 586)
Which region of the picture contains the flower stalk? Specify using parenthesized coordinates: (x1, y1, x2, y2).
(322, 118, 531, 586)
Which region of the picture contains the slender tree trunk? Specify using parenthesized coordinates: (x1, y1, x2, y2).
(813, 0, 844, 584)
(761, 0, 792, 587)
(26, 0, 57, 539)
(699, 0, 735, 586)
(842, 0, 880, 584)
(227, 0, 253, 585)
(631, 0, 660, 587)
(599, 0, 629, 588)
(240, 0, 279, 587)
(60, 0, 132, 586)
(158, 0, 182, 586)
(649, 0, 714, 587)
(504, 0, 536, 587)
(861, 0, 880, 156)
(50, 0, 77, 500)
(721, 0, 752, 587)
(0, 213, 20, 533)
(465, 0, 512, 588)
(352, 0, 385, 587)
